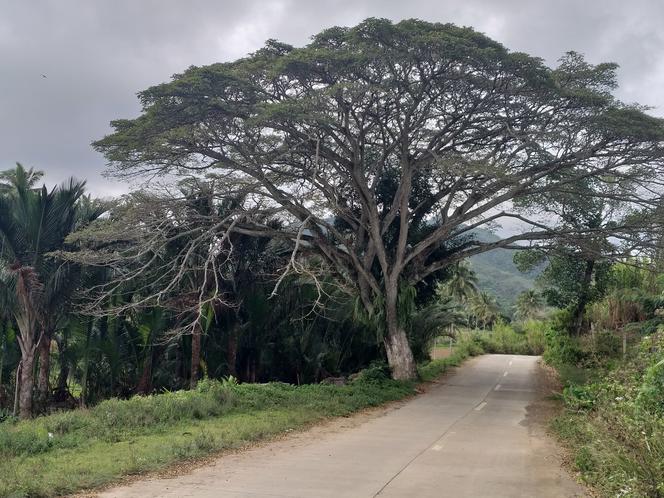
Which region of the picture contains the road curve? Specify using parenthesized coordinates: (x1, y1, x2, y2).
(99, 355, 584, 498)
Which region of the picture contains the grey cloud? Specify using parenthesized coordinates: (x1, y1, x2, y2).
(1, 0, 663, 196)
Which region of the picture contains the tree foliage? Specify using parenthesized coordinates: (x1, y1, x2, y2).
(94, 18, 664, 378)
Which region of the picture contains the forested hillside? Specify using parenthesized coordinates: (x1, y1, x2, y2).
(468, 229, 539, 313)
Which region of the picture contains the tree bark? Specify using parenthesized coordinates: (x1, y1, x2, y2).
(54, 334, 69, 399)
(384, 283, 417, 380)
(13, 362, 21, 417)
(36, 331, 52, 412)
(18, 351, 35, 419)
(384, 326, 416, 380)
(190, 323, 202, 389)
(571, 259, 595, 336)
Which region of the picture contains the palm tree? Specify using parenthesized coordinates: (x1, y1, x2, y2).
(471, 292, 501, 329)
(437, 263, 480, 303)
(514, 290, 544, 321)
(0, 163, 101, 418)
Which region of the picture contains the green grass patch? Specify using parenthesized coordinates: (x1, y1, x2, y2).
(0, 376, 415, 497)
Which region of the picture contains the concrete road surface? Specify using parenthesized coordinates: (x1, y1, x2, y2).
(100, 355, 584, 498)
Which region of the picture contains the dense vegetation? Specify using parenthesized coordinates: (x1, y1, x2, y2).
(1, 16, 664, 497)
(527, 263, 664, 497)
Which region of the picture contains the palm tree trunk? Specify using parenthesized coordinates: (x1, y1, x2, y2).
(227, 325, 238, 377)
(13, 362, 21, 417)
(136, 347, 154, 395)
(80, 320, 93, 408)
(18, 351, 35, 419)
(54, 332, 69, 400)
(190, 322, 202, 389)
(36, 331, 52, 412)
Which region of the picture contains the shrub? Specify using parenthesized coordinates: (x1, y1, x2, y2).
(575, 329, 622, 361)
(522, 320, 548, 355)
(352, 361, 391, 384)
(90, 383, 234, 429)
(417, 334, 484, 382)
(0, 424, 52, 457)
(637, 359, 664, 415)
(543, 328, 585, 367)
(562, 384, 597, 411)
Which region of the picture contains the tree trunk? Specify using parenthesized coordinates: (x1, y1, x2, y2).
(175, 337, 184, 386)
(0, 320, 6, 389)
(13, 362, 21, 417)
(226, 325, 238, 378)
(56, 360, 69, 398)
(80, 320, 93, 408)
(36, 331, 52, 412)
(18, 351, 35, 419)
(190, 323, 202, 389)
(571, 259, 595, 336)
(136, 348, 154, 395)
(54, 333, 69, 399)
(384, 284, 417, 380)
(384, 326, 416, 380)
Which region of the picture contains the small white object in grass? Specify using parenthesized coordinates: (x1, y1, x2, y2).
(48, 432, 54, 439)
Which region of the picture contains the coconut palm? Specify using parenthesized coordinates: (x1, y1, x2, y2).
(437, 262, 479, 303)
(471, 292, 501, 329)
(514, 290, 544, 321)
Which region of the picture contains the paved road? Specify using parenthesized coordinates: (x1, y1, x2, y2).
(100, 355, 584, 498)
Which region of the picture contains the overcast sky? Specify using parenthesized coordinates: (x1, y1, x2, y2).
(2, 0, 664, 197)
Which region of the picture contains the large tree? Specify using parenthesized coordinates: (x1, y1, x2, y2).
(94, 19, 664, 379)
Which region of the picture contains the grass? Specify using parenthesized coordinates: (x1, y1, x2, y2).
(0, 374, 419, 497)
(0, 329, 537, 497)
(548, 330, 664, 497)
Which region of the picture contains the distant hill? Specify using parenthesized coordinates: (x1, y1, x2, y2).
(467, 229, 538, 314)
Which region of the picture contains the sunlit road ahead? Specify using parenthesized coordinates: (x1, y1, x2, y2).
(100, 355, 584, 498)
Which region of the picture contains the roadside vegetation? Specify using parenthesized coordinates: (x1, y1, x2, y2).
(1, 331, 515, 497)
(0, 374, 413, 497)
(523, 263, 664, 497)
(2, 15, 664, 498)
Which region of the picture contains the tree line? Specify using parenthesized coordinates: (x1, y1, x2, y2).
(2, 18, 664, 419)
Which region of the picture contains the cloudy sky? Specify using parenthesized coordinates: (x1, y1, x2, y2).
(2, 0, 664, 197)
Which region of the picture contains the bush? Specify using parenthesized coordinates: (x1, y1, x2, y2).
(637, 359, 664, 415)
(351, 361, 391, 384)
(543, 328, 585, 368)
(522, 320, 548, 355)
(90, 382, 234, 428)
(473, 322, 533, 355)
(561, 384, 597, 412)
(551, 330, 664, 497)
(0, 424, 52, 457)
(581, 329, 621, 358)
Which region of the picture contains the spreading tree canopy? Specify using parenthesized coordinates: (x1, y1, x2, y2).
(95, 18, 664, 379)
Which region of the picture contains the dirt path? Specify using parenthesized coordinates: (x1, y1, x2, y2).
(98, 355, 585, 497)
